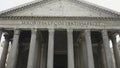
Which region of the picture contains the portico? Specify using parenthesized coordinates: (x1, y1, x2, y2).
(0, 23, 120, 68)
(0, 0, 120, 68)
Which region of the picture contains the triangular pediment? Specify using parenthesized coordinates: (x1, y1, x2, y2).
(0, 0, 119, 17)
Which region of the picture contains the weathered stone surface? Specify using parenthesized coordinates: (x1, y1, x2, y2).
(0, 33, 10, 68)
(3, 0, 116, 17)
(0, 18, 120, 29)
(0, 0, 120, 68)
(84, 30, 95, 68)
(111, 36, 120, 68)
(101, 30, 114, 68)
(47, 29, 54, 68)
(27, 29, 37, 68)
(67, 29, 75, 68)
(7, 29, 20, 68)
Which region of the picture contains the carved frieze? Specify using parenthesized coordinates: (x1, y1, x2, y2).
(0, 18, 120, 29)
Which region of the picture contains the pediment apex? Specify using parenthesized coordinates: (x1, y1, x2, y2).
(0, 0, 120, 17)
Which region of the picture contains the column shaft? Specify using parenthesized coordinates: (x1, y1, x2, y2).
(7, 30, 20, 68)
(67, 29, 75, 68)
(0, 33, 9, 68)
(84, 30, 95, 68)
(47, 29, 54, 68)
(101, 30, 114, 68)
(42, 44, 46, 68)
(75, 45, 78, 68)
(111, 36, 120, 68)
(40, 44, 44, 68)
(37, 43, 41, 68)
(44, 44, 47, 68)
(0, 30, 2, 41)
(27, 29, 37, 68)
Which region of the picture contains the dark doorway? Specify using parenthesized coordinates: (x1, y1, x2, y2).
(54, 54, 67, 68)
(54, 30, 67, 68)
(17, 31, 31, 68)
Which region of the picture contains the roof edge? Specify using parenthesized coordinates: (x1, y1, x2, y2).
(0, 16, 120, 20)
(73, 0, 120, 16)
(0, 0, 120, 16)
(0, 0, 47, 15)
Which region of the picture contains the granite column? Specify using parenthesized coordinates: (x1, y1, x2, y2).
(101, 30, 114, 68)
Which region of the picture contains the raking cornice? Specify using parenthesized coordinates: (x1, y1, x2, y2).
(0, 0, 120, 17)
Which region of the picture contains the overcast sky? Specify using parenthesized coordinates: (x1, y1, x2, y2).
(0, 0, 120, 58)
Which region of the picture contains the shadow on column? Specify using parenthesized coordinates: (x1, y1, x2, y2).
(73, 31, 87, 68)
(35, 30, 48, 68)
(16, 30, 31, 68)
(91, 31, 106, 68)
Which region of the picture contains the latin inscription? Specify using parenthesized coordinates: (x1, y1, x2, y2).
(0, 19, 120, 29)
(21, 21, 105, 26)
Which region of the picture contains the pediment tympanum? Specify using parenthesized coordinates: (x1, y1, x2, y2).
(1, 0, 118, 17)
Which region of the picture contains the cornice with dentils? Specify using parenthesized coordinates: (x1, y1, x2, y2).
(0, 16, 120, 21)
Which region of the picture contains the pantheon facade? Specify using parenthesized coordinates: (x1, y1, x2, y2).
(0, 0, 120, 68)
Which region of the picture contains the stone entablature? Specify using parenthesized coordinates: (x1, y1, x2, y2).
(0, 17, 120, 30)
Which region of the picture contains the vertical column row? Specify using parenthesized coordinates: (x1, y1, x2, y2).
(47, 29, 75, 68)
(0, 30, 4, 68)
(67, 29, 95, 68)
(111, 35, 120, 68)
(0, 29, 116, 68)
(0, 29, 20, 68)
(84, 30, 95, 68)
(101, 30, 114, 68)
(7, 29, 20, 68)
(0, 32, 9, 68)
(27, 29, 37, 68)
(27, 29, 45, 68)
(79, 29, 115, 68)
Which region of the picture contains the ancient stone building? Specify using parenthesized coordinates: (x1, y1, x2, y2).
(117, 41, 120, 55)
(0, 0, 120, 68)
(119, 44, 120, 53)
